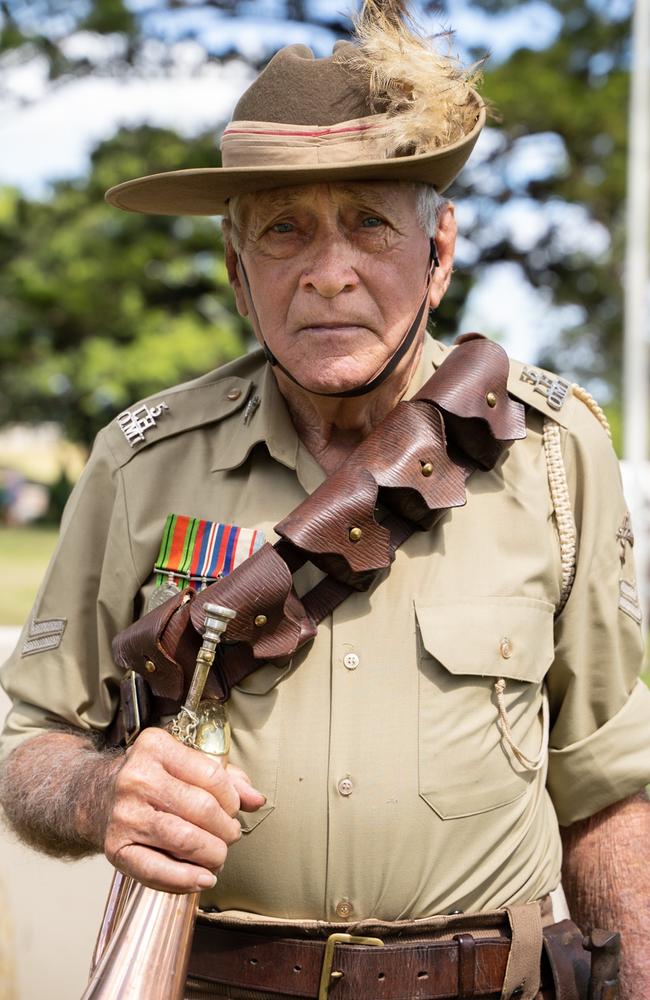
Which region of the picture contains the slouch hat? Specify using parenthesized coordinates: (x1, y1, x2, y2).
(106, 0, 486, 216)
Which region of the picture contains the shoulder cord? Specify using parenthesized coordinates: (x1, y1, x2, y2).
(543, 417, 578, 616)
(494, 678, 550, 771)
(493, 407, 584, 771)
(571, 382, 612, 438)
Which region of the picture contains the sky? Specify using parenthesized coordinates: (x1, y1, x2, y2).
(0, 0, 615, 366)
(0, 1, 564, 196)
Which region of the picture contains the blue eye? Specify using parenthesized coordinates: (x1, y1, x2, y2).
(361, 216, 384, 228)
(271, 222, 294, 234)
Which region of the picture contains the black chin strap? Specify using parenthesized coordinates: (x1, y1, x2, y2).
(237, 240, 439, 399)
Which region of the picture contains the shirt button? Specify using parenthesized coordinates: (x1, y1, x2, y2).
(343, 652, 359, 670)
(227, 387, 242, 401)
(336, 898, 353, 919)
(499, 637, 514, 659)
(337, 777, 354, 797)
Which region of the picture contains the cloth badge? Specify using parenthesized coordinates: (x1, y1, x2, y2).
(619, 579, 642, 625)
(21, 617, 67, 657)
(148, 514, 265, 610)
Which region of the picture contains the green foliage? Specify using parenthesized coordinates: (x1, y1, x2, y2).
(0, 0, 637, 448)
(0, 127, 249, 445)
(439, 0, 633, 405)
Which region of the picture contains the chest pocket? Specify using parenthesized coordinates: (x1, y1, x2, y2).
(415, 597, 555, 819)
(227, 661, 292, 833)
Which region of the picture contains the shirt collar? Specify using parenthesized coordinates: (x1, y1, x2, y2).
(210, 350, 299, 474)
(210, 334, 447, 477)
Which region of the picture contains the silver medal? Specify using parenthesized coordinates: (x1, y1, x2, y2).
(146, 582, 182, 612)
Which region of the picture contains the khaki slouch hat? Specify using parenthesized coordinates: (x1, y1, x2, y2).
(106, 0, 486, 216)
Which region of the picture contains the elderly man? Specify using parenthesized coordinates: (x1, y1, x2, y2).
(1, 3, 649, 999)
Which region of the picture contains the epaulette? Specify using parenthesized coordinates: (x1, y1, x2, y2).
(507, 358, 578, 428)
(102, 372, 253, 468)
(433, 339, 610, 435)
(509, 359, 612, 437)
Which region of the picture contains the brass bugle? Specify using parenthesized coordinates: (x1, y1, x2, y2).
(81, 603, 236, 1000)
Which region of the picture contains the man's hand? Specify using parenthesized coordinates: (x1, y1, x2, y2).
(103, 727, 265, 893)
(0, 728, 265, 894)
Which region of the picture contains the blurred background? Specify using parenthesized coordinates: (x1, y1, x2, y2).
(0, 0, 648, 996)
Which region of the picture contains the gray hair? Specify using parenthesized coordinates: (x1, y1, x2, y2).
(414, 184, 447, 238)
(222, 182, 447, 250)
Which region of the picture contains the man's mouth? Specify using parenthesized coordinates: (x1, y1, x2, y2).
(298, 322, 368, 332)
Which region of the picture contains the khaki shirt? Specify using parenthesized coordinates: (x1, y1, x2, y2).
(2, 335, 649, 922)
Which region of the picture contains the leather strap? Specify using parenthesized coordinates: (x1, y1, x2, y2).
(541, 921, 591, 1000)
(454, 933, 477, 997)
(110, 335, 527, 730)
(189, 924, 518, 999)
(187, 919, 593, 1000)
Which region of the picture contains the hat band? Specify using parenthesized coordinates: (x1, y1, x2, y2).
(221, 115, 398, 168)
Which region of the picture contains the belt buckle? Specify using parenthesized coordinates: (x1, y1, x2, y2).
(318, 932, 384, 1000)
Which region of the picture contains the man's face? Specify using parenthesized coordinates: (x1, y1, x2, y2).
(227, 182, 454, 395)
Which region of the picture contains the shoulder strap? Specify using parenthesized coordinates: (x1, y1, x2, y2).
(112, 336, 526, 716)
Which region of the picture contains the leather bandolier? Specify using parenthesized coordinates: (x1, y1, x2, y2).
(108, 335, 620, 1000)
(111, 335, 525, 721)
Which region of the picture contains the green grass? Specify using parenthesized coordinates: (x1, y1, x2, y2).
(0, 526, 58, 626)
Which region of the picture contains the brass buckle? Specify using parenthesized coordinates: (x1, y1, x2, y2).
(318, 932, 384, 1000)
(122, 670, 141, 747)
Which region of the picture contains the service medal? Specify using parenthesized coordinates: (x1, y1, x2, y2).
(146, 581, 182, 613)
(149, 513, 265, 607)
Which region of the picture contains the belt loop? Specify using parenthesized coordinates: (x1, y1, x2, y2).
(501, 903, 543, 1000)
(454, 932, 476, 997)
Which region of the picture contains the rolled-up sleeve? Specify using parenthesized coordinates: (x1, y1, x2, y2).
(0, 431, 140, 763)
(545, 402, 650, 825)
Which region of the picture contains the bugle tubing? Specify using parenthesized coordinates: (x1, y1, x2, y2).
(81, 603, 236, 1000)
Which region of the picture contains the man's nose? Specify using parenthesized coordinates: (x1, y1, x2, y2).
(299, 235, 360, 298)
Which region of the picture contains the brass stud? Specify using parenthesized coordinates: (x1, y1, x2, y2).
(254, 614, 268, 627)
(349, 527, 363, 543)
(227, 387, 242, 401)
(145, 659, 156, 673)
(486, 391, 498, 408)
(421, 461, 434, 477)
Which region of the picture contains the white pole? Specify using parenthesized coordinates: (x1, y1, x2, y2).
(623, 0, 650, 619)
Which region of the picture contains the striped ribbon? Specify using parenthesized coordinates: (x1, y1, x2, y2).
(154, 514, 265, 590)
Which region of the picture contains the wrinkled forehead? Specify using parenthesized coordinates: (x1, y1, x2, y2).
(226, 179, 418, 225)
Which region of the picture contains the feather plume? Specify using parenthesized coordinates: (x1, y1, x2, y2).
(343, 0, 485, 155)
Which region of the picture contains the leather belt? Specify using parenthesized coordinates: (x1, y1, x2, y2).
(188, 923, 553, 999)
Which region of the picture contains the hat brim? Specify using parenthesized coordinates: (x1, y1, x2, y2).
(105, 106, 486, 216)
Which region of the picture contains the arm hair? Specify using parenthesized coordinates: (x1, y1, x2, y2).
(0, 731, 124, 859)
(561, 790, 650, 1000)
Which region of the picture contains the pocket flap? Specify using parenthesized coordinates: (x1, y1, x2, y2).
(415, 597, 555, 684)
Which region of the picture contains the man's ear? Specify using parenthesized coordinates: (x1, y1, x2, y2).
(224, 238, 249, 318)
(428, 203, 457, 310)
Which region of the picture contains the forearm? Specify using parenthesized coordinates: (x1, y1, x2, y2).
(0, 731, 123, 858)
(561, 791, 650, 1000)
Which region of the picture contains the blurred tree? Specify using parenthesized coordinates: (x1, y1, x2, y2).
(0, 125, 248, 446)
(441, 0, 633, 411)
(0, 0, 635, 447)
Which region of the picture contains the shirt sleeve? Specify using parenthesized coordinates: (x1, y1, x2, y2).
(545, 402, 650, 825)
(0, 431, 141, 763)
